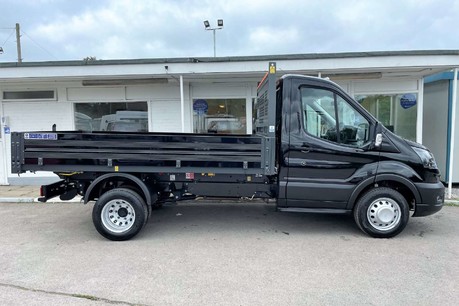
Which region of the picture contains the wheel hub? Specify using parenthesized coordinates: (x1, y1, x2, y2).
(118, 207, 128, 218)
(101, 199, 135, 233)
(367, 198, 401, 231)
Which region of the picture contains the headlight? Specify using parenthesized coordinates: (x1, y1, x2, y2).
(412, 147, 438, 169)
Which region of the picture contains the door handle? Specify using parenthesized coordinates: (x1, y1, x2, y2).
(301, 150, 310, 154)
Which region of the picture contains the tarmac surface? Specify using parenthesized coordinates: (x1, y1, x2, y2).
(0, 198, 459, 305)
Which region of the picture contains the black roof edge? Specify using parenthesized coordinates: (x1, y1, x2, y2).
(1, 50, 459, 68)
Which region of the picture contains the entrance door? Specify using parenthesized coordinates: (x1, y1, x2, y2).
(284, 84, 380, 209)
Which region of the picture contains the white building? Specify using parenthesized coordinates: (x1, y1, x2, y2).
(1, 50, 459, 185)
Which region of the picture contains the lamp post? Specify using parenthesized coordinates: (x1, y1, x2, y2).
(203, 19, 223, 57)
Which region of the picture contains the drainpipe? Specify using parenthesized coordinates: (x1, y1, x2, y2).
(448, 68, 458, 199)
(180, 75, 185, 133)
(416, 78, 424, 144)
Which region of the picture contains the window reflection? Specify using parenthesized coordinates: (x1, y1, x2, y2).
(301, 87, 370, 147)
(356, 94, 417, 141)
(74, 102, 148, 132)
(193, 98, 246, 134)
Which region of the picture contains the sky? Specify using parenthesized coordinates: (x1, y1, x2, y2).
(0, 0, 458, 62)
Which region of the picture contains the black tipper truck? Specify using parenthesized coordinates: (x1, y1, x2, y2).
(11, 62, 445, 240)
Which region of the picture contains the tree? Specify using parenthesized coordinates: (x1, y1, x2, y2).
(83, 56, 97, 62)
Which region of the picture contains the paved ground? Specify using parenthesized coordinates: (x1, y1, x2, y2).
(0, 201, 458, 305)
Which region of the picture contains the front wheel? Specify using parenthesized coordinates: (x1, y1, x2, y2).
(354, 187, 409, 238)
(92, 188, 148, 241)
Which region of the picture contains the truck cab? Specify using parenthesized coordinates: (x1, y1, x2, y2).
(275, 74, 444, 237)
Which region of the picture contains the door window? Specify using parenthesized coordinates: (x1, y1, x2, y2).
(301, 87, 370, 147)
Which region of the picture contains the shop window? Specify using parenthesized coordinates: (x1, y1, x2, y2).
(74, 102, 148, 132)
(193, 98, 246, 134)
(356, 94, 417, 141)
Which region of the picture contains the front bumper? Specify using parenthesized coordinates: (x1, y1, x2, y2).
(412, 181, 445, 217)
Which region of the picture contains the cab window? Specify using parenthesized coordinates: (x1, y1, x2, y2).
(301, 87, 370, 147)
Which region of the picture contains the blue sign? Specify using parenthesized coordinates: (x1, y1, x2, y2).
(4, 127, 10, 134)
(193, 99, 208, 115)
(400, 94, 417, 109)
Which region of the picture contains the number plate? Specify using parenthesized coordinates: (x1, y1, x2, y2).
(24, 133, 58, 140)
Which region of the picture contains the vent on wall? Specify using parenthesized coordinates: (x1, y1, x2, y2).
(3, 90, 56, 100)
(82, 78, 169, 86)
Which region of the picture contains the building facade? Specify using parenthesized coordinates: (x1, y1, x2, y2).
(1, 51, 459, 185)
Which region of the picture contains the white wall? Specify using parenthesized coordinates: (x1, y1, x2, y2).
(3, 100, 73, 181)
(191, 83, 253, 98)
(353, 79, 419, 94)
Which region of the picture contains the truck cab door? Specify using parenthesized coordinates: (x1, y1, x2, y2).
(282, 81, 380, 209)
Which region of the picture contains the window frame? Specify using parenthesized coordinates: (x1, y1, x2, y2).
(73, 100, 149, 132)
(299, 85, 374, 148)
(191, 97, 248, 134)
(2, 89, 57, 101)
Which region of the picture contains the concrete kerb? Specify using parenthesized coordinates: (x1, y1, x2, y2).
(0, 196, 84, 204)
(0, 198, 35, 203)
(1, 195, 458, 207)
(446, 199, 459, 206)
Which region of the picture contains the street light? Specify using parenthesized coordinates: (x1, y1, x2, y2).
(203, 19, 223, 57)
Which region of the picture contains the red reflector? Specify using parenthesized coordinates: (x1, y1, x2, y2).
(40, 186, 44, 197)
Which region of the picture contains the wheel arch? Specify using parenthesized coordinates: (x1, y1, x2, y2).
(84, 173, 152, 205)
(347, 174, 421, 210)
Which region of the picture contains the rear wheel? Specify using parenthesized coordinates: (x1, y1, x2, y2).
(354, 187, 409, 238)
(92, 188, 148, 241)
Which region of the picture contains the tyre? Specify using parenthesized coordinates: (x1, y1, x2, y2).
(92, 188, 148, 241)
(118, 184, 152, 221)
(353, 187, 409, 238)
